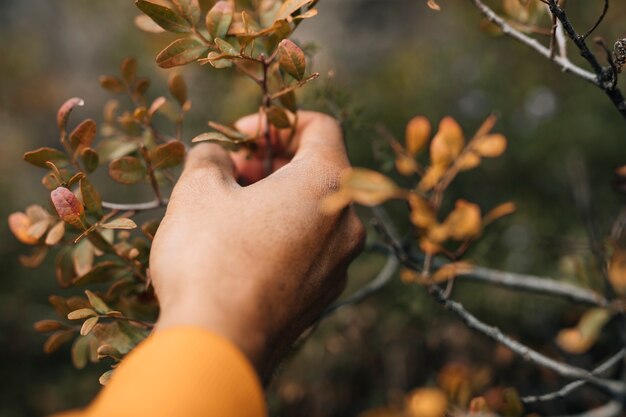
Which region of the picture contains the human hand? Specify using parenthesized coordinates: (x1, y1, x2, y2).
(150, 111, 365, 380)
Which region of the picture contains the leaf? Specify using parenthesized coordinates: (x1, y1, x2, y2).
(483, 202, 516, 226)
(426, 0, 441, 11)
(109, 157, 146, 184)
(33, 320, 67, 333)
(207, 121, 250, 141)
(86, 290, 111, 314)
(99, 370, 114, 385)
(276, 0, 314, 21)
(51, 187, 85, 229)
(206, 1, 233, 40)
(120, 57, 137, 84)
(73, 262, 129, 286)
(214, 38, 238, 55)
(8, 212, 39, 244)
(69, 119, 97, 152)
(557, 309, 611, 354)
(57, 97, 85, 134)
(191, 132, 242, 149)
(279, 90, 297, 113)
(43, 330, 74, 354)
(80, 317, 99, 336)
(168, 73, 187, 106)
(148, 96, 167, 118)
(266, 106, 291, 128)
(81, 148, 99, 173)
(171, 0, 200, 24)
(406, 388, 448, 417)
(418, 164, 446, 191)
(135, 0, 192, 33)
(71, 336, 91, 369)
(80, 178, 102, 215)
(609, 247, 626, 296)
(456, 151, 481, 172)
(201, 51, 234, 68)
(67, 308, 98, 320)
(97, 344, 122, 361)
(442, 200, 482, 241)
(55, 248, 77, 288)
(99, 76, 125, 93)
(134, 14, 166, 33)
(408, 193, 437, 229)
(341, 168, 405, 207)
(23, 147, 68, 168)
(430, 117, 464, 167)
(278, 39, 306, 81)
(149, 140, 186, 170)
(73, 239, 95, 276)
(406, 116, 431, 156)
(431, 262, 474, 284)
(156, 37, 209, 68)
(473, 133, 507, 158)
(395, 154, 418, 176)
(101, 218, 138, 230)
(45, 221, 66, 246)
(19, 246, 49, 268)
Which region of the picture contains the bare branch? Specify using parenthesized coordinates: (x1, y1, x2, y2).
(467, 0, 597, 84)
(583, 0, 609, 40)
(458, 266, 609, 307)
(102, 199, 167, 211)
(522, 349, 625, 404)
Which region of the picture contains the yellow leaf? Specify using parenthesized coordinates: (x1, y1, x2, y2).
(406, 116, 431, 156)
(609, 247, 626, 296)
(396, 154, 418, 176)
(418, 164, 446, 191)
(556, 308, 611, 354)
(430, 117, 464, 167)
(442, 199, 482, 241)
(342, 168, 405, 206)
(431, 262, 473, 283)
(408, 193, 437, 229)
(473, 133, 507, 157)
(483, 202, 516, 226)
(406, 388, 447, 417)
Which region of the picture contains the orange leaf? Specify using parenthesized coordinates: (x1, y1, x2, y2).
(431, 262, 473, 284)
(483, 202, 516, 226)
(609, 247, 626, 296)
(457, 151, 481, 172)
(408, 193, 437, 229)
(418, 164, 446, 191)
(473, 133, 507, 158)
(405, 116, 431, 156)
(406, 388, 447, 417)
(556, 308, 611, 354)
(395, 154, 418, 176)
(8, 212, 39, 245)
(430, 117, 464, 167)
(442, 199, 482, 240)
(342, 168, 405, 207)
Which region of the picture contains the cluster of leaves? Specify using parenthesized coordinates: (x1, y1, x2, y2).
(134, 0, 320, 159)
(8, 0, 322, 383)
(8, 58, 190, 383)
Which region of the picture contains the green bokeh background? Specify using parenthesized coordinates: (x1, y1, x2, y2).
(1, 1, 625, 416)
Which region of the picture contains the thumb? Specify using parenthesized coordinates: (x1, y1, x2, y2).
(180, 143, 238, 188)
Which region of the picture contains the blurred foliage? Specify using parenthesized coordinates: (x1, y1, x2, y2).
(1, 0, 626, 416)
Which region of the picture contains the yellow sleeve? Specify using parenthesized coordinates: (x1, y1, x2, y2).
(53, 327, 267, 417)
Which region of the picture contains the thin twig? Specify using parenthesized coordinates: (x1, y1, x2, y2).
(457, 266, 609, 307)
(102, 199, 167, 211)
(468, 0, 597, 84)
(522, 348, 625, 404)
(583, 0, 609, 40)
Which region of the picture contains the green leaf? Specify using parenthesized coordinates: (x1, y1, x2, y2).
(72, 262, 128, 286)
(109, 156, 146, 184)
(278, 39, 306, 80)
(85, 290, 111, 314)
(80, 178, 102, 215)
(149, 140, 186, 170)
(267, 106, 291, 128)
(71, 336, 91, 369)
(57, 97, 85, 134)
(80, 316, 99, 336)
(73, 239, 95, 276)
(206, 1, 233, 40)
(81, 148, 99, 173)
(215, 38, 237, 55)
(67, 308, 98, 320)
(135, 0, 192, 33)
(156, 37, 209, 69)
(101, 218, 138, 230)
(23, 147, 68, 168)
(171, 0, 200, 25)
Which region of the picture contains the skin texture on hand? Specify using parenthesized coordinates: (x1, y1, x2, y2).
(151, 112, 366, 381)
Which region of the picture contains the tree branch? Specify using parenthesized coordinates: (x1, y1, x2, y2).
(522, 348, 625, 404)
(457, 266, 609, 307)
(102, 199, 167, 211)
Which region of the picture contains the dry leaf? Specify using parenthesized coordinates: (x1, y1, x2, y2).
(406, 116, 431, 156)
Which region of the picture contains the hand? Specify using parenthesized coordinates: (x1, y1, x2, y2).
(150, 111, 366, 381)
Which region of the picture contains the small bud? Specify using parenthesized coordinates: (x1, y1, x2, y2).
(51, 187, 85, 229)
(614, 39, 626, 73)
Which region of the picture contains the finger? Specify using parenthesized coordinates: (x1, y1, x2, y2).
(181, 143, 238, 188)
